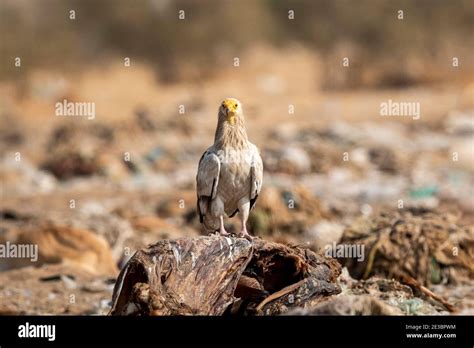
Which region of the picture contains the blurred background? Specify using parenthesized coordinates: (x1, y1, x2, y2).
(0, 0, 473, 315)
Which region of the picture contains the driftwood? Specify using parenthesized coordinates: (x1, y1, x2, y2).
(109, 235, 341, 316)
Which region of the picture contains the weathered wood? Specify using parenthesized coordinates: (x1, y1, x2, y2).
(109, 235, 341, 316)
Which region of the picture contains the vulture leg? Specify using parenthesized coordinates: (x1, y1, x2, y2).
(219, 216, 229, 236)
(238, 201, 252, 240)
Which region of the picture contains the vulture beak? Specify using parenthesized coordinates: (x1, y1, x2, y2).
(222, 100, 237, 125)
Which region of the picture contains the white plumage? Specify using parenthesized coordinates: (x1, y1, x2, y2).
(196, 98, 263, 238)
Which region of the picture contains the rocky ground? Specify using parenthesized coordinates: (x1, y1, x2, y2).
(0, 55, 473, 315)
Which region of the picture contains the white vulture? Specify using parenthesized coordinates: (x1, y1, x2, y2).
(196, 98, 263, 239)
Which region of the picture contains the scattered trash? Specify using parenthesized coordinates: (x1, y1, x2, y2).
(340, 209, 474, 286)
(41, 152, 100, 180)
(409, 185, 438, 199)
(1, 157, 57, 196)
(1, 70, 473, 317)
